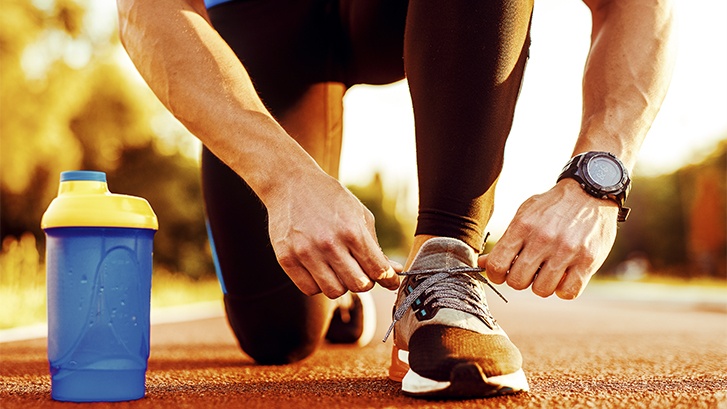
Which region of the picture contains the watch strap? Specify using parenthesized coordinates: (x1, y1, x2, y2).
(617, 206, 631, 223)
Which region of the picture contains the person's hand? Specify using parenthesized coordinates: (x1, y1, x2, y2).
(479, 179, 619, 299)
(265, 172, 401, 299)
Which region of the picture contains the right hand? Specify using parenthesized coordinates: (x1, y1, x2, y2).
(265, 173, 401, 299)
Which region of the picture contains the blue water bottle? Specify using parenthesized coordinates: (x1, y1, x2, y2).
(41, 171, 158, 402)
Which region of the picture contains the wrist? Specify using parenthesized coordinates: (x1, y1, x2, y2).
(260, 164, 336, 208)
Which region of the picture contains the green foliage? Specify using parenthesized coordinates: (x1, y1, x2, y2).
(348, 173, 413, 259)
(105, 143, 212, 279)
(0, 0, 211, 278)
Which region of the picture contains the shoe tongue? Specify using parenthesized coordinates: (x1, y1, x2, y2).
(409, 237, 477, 271)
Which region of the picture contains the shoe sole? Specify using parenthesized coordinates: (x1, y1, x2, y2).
(390, 345, 529, 399)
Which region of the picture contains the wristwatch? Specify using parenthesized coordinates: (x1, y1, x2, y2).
(557, 151, 631, 222)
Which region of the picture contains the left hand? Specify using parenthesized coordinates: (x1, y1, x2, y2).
(479, 179, 619, 299)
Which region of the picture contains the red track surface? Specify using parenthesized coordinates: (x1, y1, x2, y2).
(2, 284, 726, 408)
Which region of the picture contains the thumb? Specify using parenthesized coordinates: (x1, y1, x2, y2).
(477, 253, 489, 269)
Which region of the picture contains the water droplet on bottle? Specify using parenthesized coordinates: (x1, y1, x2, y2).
(120, 300, 126, 306)
(131, 315, 137, 321)
(80, 275, 88, 284)
(69, 361, 78, 367)
(99, 286, 104, 293)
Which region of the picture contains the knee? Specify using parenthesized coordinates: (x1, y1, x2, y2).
(237, 330, 320, 365)
(223, 292, 329, 365)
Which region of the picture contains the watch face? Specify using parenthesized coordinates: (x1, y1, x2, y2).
(586, 155, 623, 189)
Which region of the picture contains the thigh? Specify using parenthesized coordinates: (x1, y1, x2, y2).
(207, 0, 407, 97)
(208, 0, 340, 115)
(338, 0, 408, 86)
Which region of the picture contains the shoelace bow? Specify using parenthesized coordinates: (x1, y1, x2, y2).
(382, 266, 508, 342)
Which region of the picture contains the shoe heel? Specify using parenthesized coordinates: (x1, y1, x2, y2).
(388, 345, 410, 382)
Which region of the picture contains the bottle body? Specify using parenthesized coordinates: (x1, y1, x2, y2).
(43, 171, 157, 402)
(45, 227, 154, 402)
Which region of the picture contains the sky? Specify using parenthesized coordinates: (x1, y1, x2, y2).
(337, 0, 727, 236)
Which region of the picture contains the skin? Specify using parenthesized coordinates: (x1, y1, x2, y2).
(479, 0, 676, 299)
(116, 0, 675, 300)
(116, 0, 400, 299)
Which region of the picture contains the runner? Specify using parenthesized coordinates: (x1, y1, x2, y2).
(116, 0, 675, 398)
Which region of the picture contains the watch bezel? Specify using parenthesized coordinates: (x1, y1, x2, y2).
(579, 152, 630, 196)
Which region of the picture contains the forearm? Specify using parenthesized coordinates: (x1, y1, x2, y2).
(116, 0, 326, 203)
(576, 0, 676, 170)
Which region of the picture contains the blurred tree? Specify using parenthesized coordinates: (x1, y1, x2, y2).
(1, 0, 108, 196)
(348, 173, 412, 259)
(106, 142, 211, 279)
(1, 0, 154, 237)
(603, 139, 727, 279)
(687, 155, 726, 278)
(0, 0, 212, 278)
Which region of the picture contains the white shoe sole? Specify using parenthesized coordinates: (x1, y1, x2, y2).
(393, 346, 529, 398)
(402, 366, 530, 397)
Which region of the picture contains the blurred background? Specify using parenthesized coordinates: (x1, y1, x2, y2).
(1, 0, 725, 329)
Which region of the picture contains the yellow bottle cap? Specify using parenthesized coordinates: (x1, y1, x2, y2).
(41, 171, 158, 230)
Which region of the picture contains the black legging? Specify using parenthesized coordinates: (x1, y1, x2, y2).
(202, 0, 533, 364)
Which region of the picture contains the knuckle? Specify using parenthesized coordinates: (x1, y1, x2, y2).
(507, 275, 529, 290)
(300, 284, 321, 296)
(559, 240, 579, 255)
(325, 286, 347, 299)
(277, 253, 297, 269)
(352, 279, 374, 293)
(485, 257, 508, 274)
(537, 232, 558, 246)
(581, 253, 597, 266)
(531, 284, 552, 298)
(367, 266, 388, 281)
(338, 226, 360, 245)
(315, 236, 337, 253)
(291, 242, 314, 259)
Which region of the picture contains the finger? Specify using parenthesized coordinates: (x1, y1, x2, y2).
(555, 268, 590, 300)
(530, 261, 562, 298)
(371, 265, 400, 290)
(484, 235, 523, 285)
(348, 226, 401, 290)
(278, 257, 322, 296)
(283, 244, 349, 298)
(302, 259, 348, 299)
(388, 257, 404, 273)
(326, 251, 375, 293)
(506, 248, 542, 291)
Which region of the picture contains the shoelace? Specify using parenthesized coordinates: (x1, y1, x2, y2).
(382, 266, 507, 342)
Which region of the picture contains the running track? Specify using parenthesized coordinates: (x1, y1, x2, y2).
(2, 282, 726, 408)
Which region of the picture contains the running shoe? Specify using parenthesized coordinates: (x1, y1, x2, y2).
(325, 291, 377, 347)
(384, 237, 529, 398)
